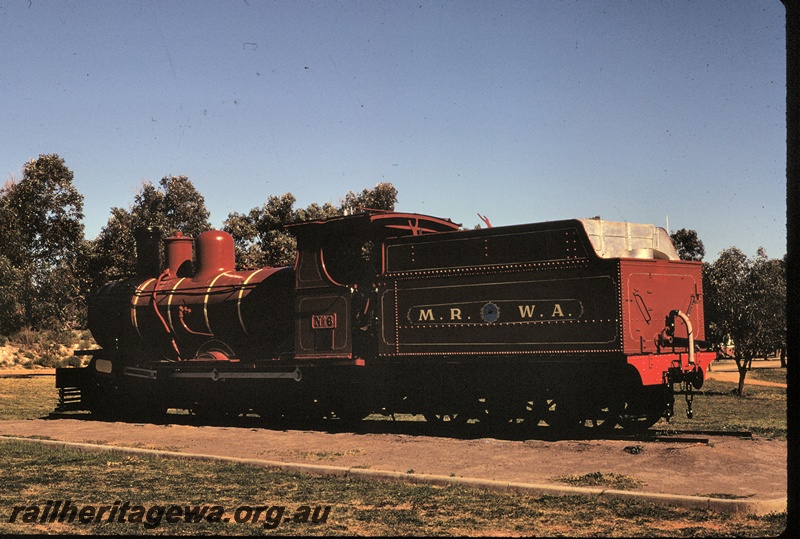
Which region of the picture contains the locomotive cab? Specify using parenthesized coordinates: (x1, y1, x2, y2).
(287, 211, 460, 361)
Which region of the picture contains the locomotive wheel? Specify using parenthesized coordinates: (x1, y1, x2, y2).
(87, 383, 121, 420)
(89, 383, 167, 424)
(333, 406, 371, 425)
(327, 391, 372, 426)
(189, 404, 230, 425)
(126, 401, 168, 424)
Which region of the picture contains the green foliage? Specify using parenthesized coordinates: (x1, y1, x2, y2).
(224, 193, 306, 268)
(340, 182, 398, 215)
(703, 248, 786, 394)
(0, 155, 85, 332)
(0, 256, 25, 334)
(88, 175, 212, 284)
(0, 154, 85, 266)
(670, 228, 705, 261)
(134, 175, 212, 238)
(85, 179, 396, 288)
(224, 183, 397, 269)
(81, 208, 136, 289)
(704, 249, 786, 358)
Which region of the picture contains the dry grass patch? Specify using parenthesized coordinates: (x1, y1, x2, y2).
(552, 471, 646, 490)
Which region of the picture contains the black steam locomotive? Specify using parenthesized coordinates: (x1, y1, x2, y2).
(57, 210, 714, 432)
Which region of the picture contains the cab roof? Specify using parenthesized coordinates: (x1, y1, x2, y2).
(286, 210, 461, 248)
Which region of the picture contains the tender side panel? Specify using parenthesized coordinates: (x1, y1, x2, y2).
(619, 259, 705, 355)
(378, 222, 626, 359)
(379, 268, 621, 356)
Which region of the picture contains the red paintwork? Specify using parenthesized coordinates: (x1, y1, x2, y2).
(164, 232, 194, 277)
(87, 229, 295, 362)
(619, 258, 706, 355)
(627, 350, 716, 386)
(195, 230, 236, 280)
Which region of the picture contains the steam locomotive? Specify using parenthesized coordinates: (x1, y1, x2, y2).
(57, 210, 715, 432)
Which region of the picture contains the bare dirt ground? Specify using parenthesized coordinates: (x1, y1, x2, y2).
(0, 416, 786, 502)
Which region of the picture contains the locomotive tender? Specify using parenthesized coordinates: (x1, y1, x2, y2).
(57, 210, 715, 431)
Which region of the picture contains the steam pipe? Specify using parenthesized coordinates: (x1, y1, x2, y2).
(669, 309, 695, 365)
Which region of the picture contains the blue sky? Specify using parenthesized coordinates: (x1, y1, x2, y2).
(1, 0, 786, 261)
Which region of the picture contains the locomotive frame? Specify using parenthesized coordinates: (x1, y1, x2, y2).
(57, 210, 715, 433)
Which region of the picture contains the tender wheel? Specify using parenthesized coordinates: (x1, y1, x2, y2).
(424, 411, 468, 428)
(257, 408, 289, 425)
(542, 398, 583, 432)
(479, 396, 541, 431)
(617, 410, 661, 433)
(616, 387, 668, 433)
(519, 399, 545, 429)
(580, 400, 624, 431)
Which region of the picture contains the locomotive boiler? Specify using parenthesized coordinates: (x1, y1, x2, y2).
(57, 210, 715, 432)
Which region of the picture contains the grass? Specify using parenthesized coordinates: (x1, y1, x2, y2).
(552, 471, 645, 491)
(747, 367, 787, 385)
(650, 379, 787, 438)
(0, 439, 787, 536)
(0, 377, 59, 421)
(288, 449, 364, 461)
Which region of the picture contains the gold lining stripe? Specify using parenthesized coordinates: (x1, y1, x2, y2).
(237, 268, 265, 336)
(204, 273, 229, 334)
(131, 278, 155, 340)
(166, 278, 186, 334)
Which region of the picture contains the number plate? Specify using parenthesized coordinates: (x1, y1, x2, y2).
(311, 314, 337, 329)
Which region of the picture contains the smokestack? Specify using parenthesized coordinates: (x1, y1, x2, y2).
(134, 226, 163, 278)
(164, 232, 195, 278)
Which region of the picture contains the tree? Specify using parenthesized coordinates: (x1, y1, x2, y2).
(340, 183, 398, 215)
(84, 207, 137, 289)
(0, 154, 85, 331)
(0, 256, 25, 334)
(703, 247, 786, 395)
(670, 228, 705, 261)
(224, 183, 397, 269)
(750, 251, 787, 367)
(89, 175, 211, 283)
(224, 193, 305, 268)
(132, 175, 211, 238)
